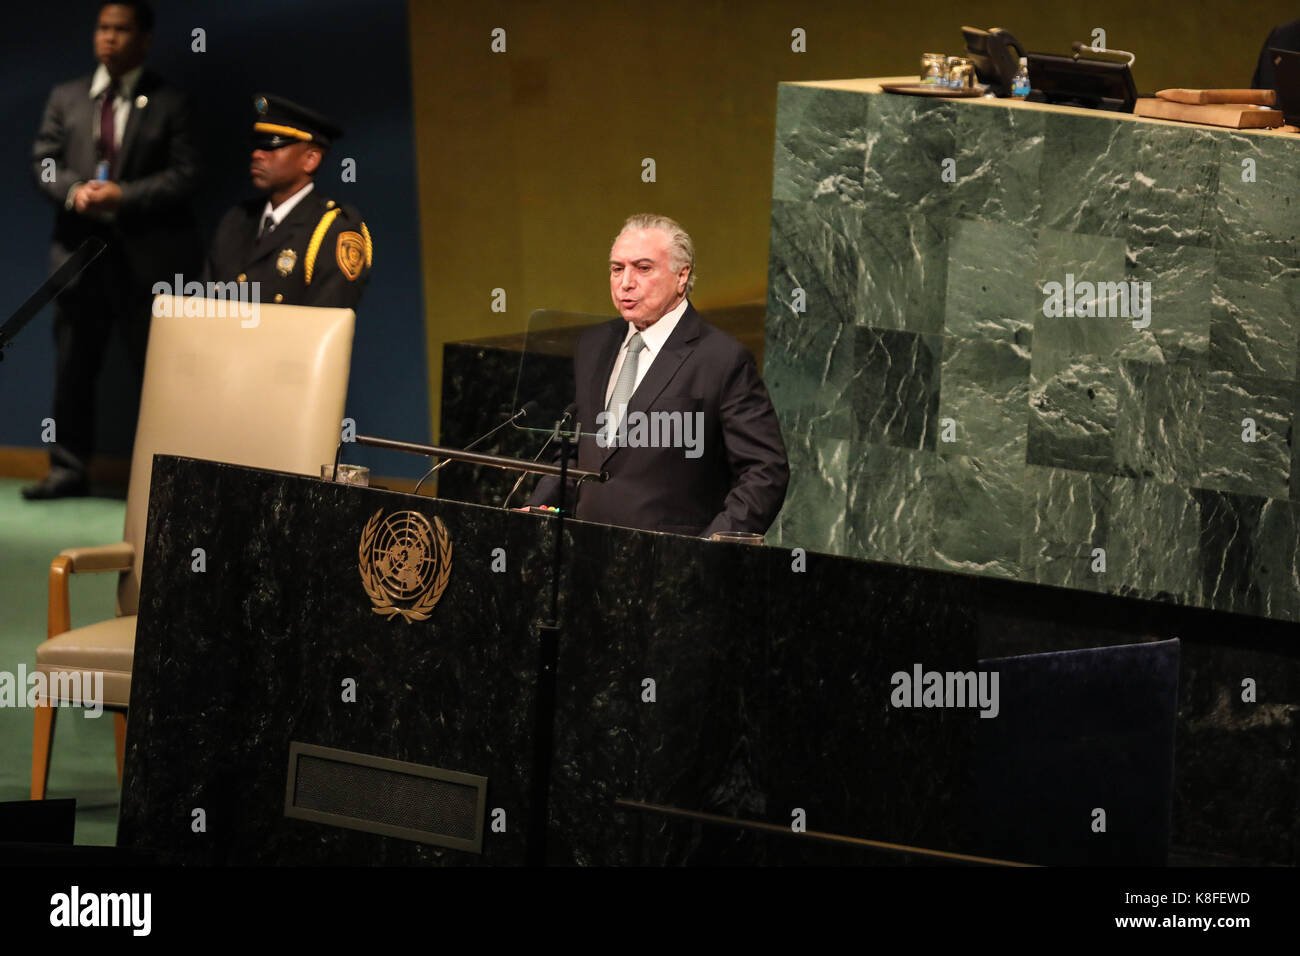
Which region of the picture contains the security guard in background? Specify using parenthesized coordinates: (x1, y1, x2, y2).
(202, 93, 371, 310)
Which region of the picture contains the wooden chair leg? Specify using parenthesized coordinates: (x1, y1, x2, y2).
(31, 701, 57, 800)
(114, 711, 128, 784)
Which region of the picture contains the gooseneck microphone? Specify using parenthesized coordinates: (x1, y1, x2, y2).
(503, 403, 577, 509)
(1070, 41, 1136, 66)
(412, 400, 539, 496)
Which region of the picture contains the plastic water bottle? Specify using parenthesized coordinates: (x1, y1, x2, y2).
(1011, 57, 1030, 98)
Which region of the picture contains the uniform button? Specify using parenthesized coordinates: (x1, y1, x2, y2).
(236, 273, 246, 282)
(274, 293, 283, 303)
(325, 200, 335, 209)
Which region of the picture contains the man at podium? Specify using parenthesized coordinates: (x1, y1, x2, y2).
(530, 214, 788, 537)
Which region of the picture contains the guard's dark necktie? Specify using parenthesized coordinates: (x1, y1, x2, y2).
(262, 214, 276, 237)
(97, 80, 119, 176)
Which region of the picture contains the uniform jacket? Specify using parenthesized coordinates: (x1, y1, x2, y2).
(202, 189, 371, 310)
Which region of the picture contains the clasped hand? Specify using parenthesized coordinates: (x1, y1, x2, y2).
(74, 180, 122, 217)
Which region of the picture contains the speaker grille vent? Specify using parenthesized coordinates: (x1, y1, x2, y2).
(284, 742, 486, 853)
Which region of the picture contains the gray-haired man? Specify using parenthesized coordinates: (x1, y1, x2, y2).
(529, 214, 788, 537)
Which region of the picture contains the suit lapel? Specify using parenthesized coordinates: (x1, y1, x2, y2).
(599, 304, 700, 466)
(113, 71, 152, 177)
(627, 305, 698, 415)
(72, 78, 97, 175)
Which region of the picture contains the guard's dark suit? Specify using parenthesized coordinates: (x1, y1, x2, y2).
(32, 68, 200, 479)
(202, 190, 371, 310)
(530, 304, 789, 537)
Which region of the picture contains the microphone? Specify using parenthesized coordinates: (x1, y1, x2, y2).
(413, 400, 539, 495)
(503, 403, 577, 509)
(1071, 41, 1136, 66)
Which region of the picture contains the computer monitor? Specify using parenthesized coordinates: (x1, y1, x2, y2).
(1025, 52, 1138, 112)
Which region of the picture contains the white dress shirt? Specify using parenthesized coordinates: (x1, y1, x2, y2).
(89, 63, 142, 153)
(258, 182, 315, 236)
(604, 297, 690, 409)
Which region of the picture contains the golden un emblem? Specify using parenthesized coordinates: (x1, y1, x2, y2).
(358, 510, 452, 623)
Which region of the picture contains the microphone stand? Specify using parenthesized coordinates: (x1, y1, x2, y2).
(525, 420, 577, 866)
(0, 238, 106, 363)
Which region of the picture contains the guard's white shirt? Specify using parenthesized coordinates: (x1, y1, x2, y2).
(604, 297, 690, 410)
(258, 181, 315, 236)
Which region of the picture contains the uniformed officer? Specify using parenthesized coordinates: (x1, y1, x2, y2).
(202, 93, 371, 310)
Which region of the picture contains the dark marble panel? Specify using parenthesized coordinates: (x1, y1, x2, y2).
(1032, 228, 1137, 359)
(769, 431, 849, 555)
(1020, 465, 1112, 593)
(1216, 132, 1300, 258)
(1125, 242, 1213, 362)
(950, 103, 1045, 227)
(770, 85, 1300, 625)
(549, 514, 981, 862)
(1194, 488, 1268, 618)
(862, 94, 960, 216)
(763, 312, 854, 441)
(851, 327, 942, 450)
(857, 199, 949, 334)
(121, 457, 553, 865)
(1040, 113, 1221, 247)
(1173, 640, 1300, 863)
(124, 457, 983, 866)
(930, 452, 1026, 579)
(1027, 354, 1118, 475)
(757, 551, 980, 856)
(1113, 357, 1207, 483)
(944, 219, 1037, 344)
(1107, 478, 1203, 606)
(1208, 250, 1300, 382)
(935, 334, 1030, 462)
(1197, 370, 1292, 499)
(845, 442, 934, 567)
(768, 200, 862, 327)
(773, 84, 869, 206)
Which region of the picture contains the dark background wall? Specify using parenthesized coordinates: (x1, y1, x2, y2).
(0, 0, 428, 478)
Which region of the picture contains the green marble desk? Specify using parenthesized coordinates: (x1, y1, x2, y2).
(766, 76, 1300, 623)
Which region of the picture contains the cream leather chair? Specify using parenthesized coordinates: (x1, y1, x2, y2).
(32, 295, 355, 799)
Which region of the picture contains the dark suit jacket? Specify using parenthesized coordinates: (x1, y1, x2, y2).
(31, 68, 201, 284)
(530, 304, 788, 537)
(201, 190, 371, 310)
(1253, 18, 1300, 90)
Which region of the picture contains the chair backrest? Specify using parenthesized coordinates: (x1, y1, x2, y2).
(117, 296, 355, 615)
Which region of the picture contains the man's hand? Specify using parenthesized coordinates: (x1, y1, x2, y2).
(77, 180, 123, 216)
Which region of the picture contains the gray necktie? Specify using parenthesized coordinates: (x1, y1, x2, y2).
(606, 332, 647, 428)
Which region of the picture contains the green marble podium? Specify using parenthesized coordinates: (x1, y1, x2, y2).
(766, 77, 1300, 623)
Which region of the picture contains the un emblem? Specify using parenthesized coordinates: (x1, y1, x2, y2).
(358, 510, 452, 622)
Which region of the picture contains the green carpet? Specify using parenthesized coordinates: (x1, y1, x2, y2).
(0, 478, 126, 845)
